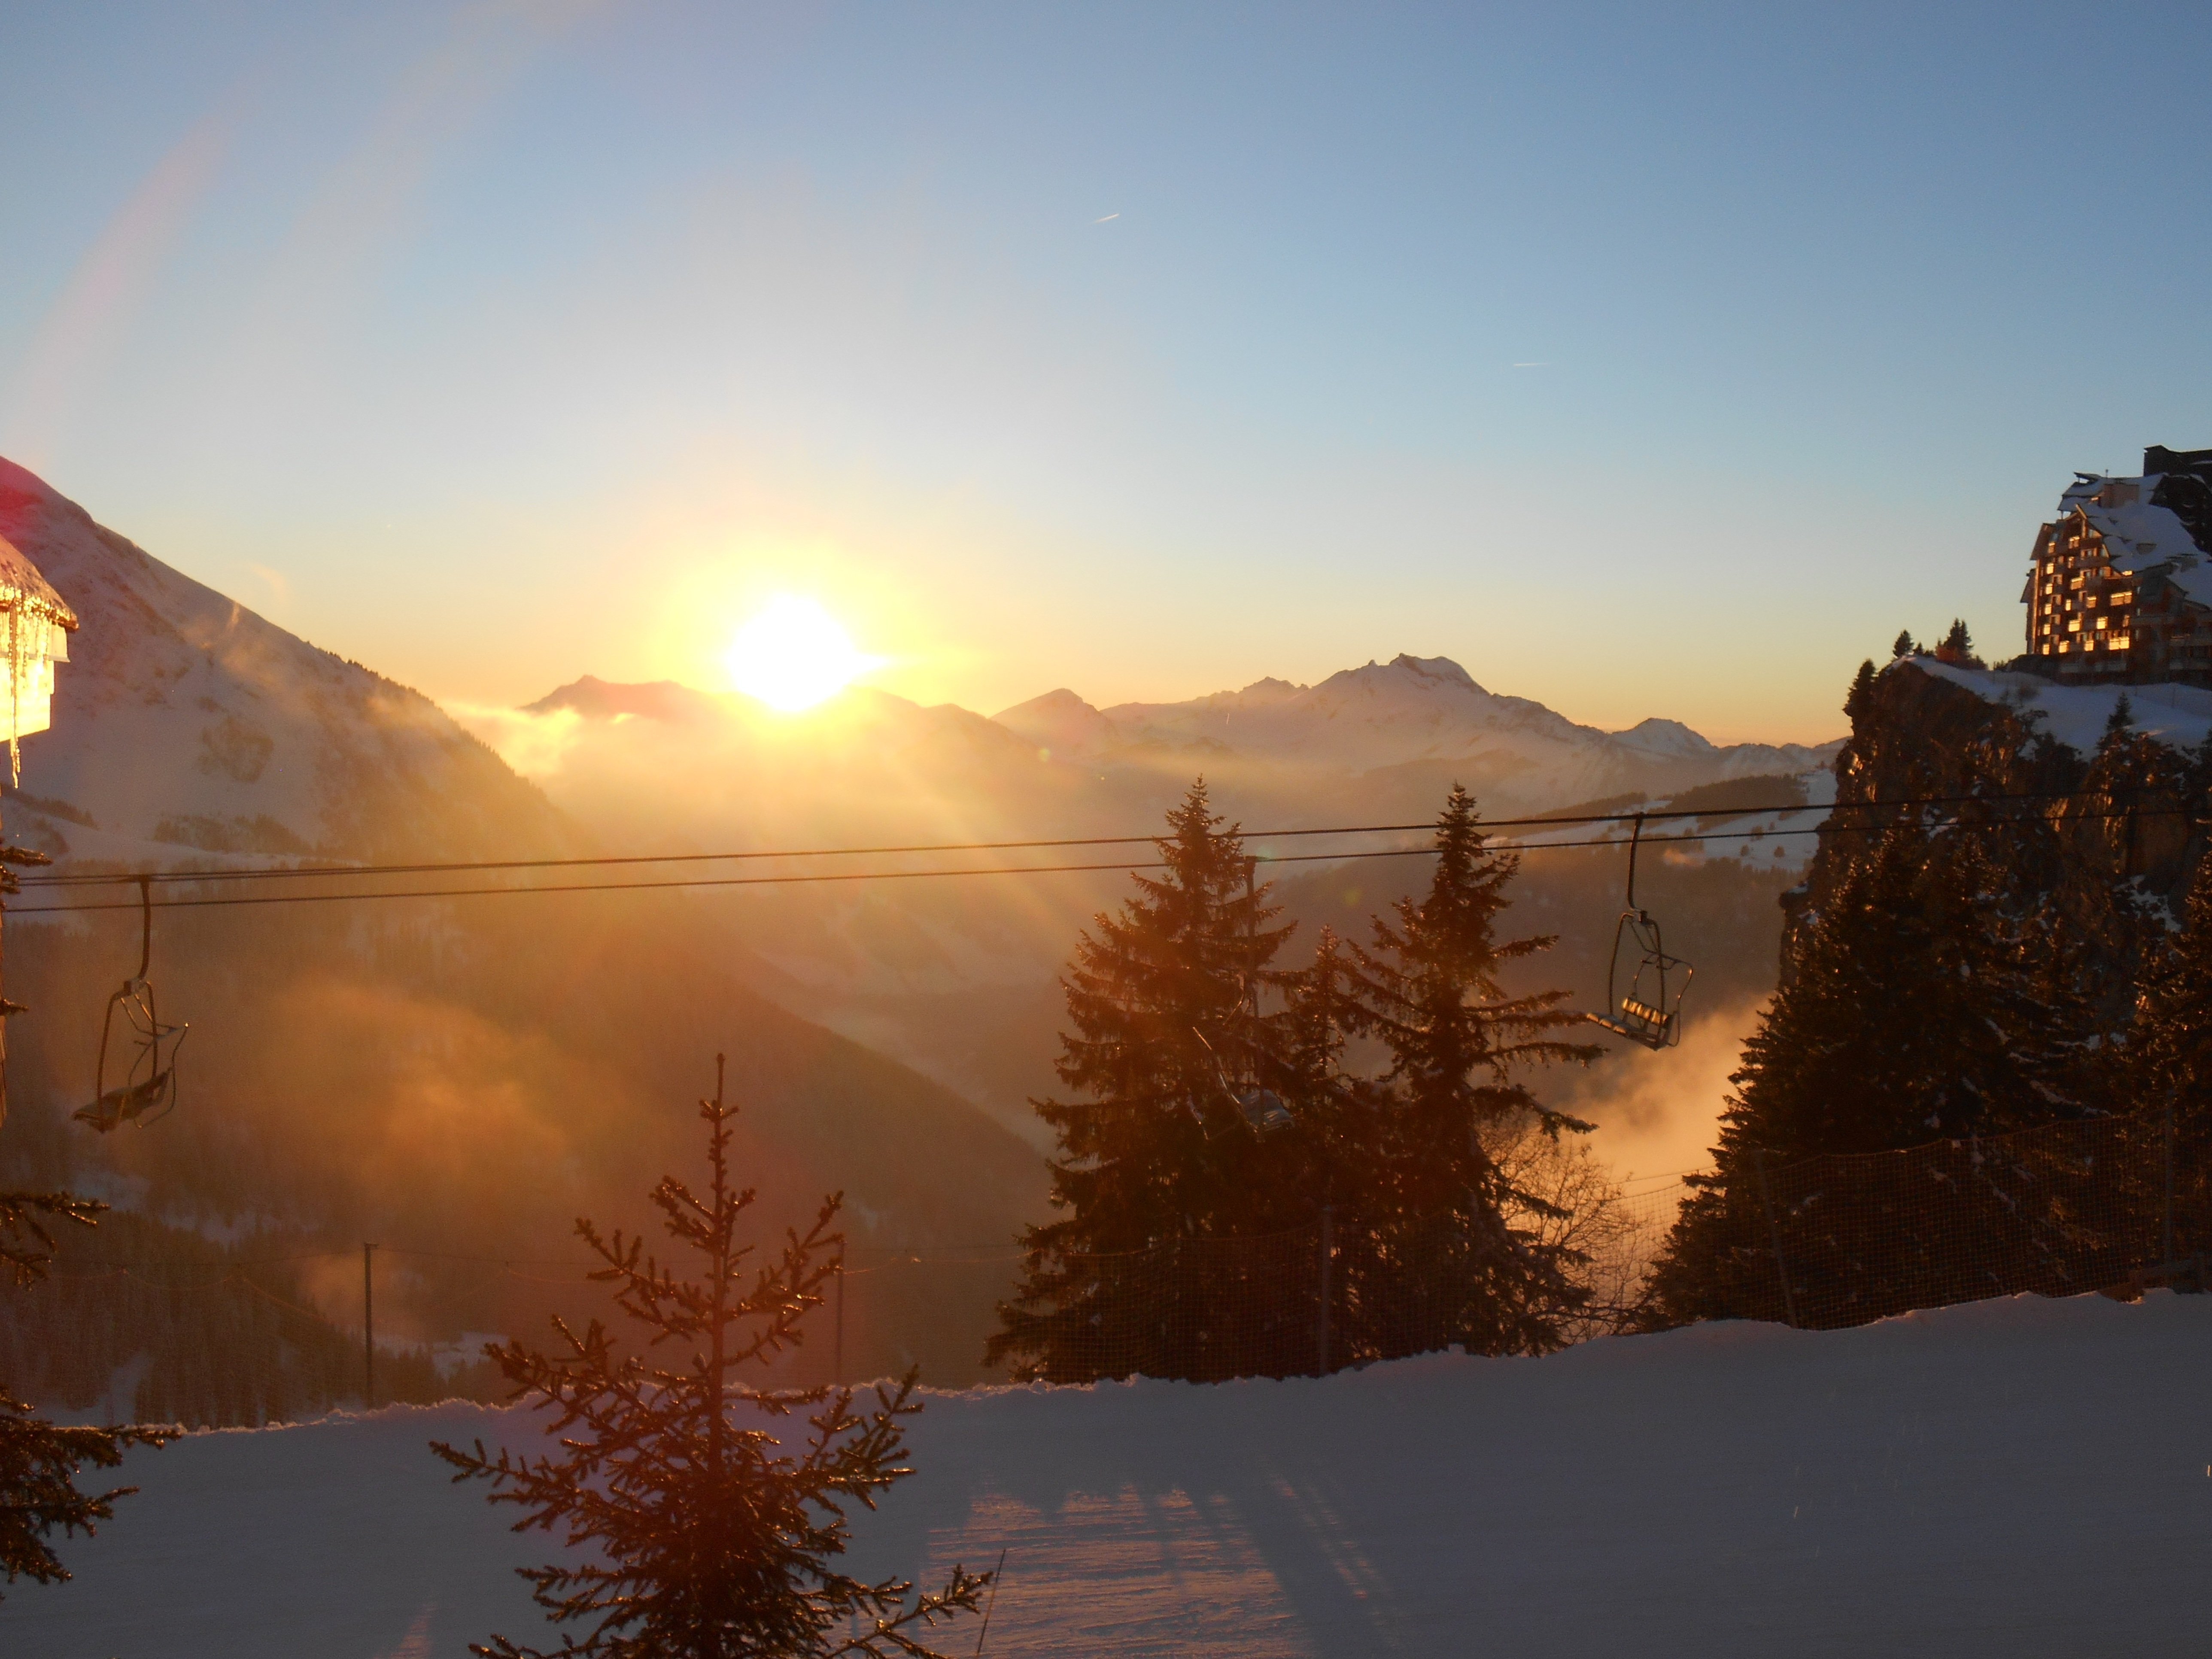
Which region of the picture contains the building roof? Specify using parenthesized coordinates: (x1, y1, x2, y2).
(2055, 469, 2212, 610)
(0, 529, 77, 629)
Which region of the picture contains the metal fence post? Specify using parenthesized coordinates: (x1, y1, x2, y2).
(362, 1242, 376, 1409)
(1752, 1150, 1799, 1329)
(1316, 1206, 1334, 1376)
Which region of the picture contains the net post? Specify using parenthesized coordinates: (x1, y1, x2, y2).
(2164, 1106, 2176, 1270)
(1316, 1206, 1334, 1376)
(1753, 1150, 1799, 1328)
(362, 1242, 376, 1410)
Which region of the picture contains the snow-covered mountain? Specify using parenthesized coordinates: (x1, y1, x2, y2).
(0, 458, 576, 863)
(996, 654, 1840, 810)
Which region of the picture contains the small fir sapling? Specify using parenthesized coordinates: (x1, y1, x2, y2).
(0, 1190, 174, 1597)
(432, 1059, 989, 1659)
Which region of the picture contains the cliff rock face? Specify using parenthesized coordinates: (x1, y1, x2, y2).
(1644, 655, 2212, 1330)
(1782, 658, 2212, 1015)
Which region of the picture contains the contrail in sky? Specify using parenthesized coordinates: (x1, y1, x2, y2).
(1095, 213, 1120, 222)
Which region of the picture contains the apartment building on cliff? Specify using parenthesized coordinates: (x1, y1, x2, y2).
(2026, 445, 2212, 684)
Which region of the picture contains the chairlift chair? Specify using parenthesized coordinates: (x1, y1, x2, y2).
(1190, 1027, 1294, 1135)
(1584, 813, 1693, 1051)
(73, 878, 188, 1133)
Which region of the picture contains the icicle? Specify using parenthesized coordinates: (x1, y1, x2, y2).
(7, 601, 20, 790)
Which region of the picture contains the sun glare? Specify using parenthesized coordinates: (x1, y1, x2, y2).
(720, 596, 878, 711)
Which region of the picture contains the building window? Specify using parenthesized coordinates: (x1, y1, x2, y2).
(2113, 635, 2132, 650)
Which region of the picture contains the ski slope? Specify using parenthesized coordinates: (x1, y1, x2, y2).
(7, 1290, 2211, 1657)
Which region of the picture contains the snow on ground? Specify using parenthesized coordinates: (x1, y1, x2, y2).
(1912, 659, 2212, 756)
(1501, 766, 1835, 874)
(9, 1291, 2212, 1656)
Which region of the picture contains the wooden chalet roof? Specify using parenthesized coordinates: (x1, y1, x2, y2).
(0, 529, 78, 630)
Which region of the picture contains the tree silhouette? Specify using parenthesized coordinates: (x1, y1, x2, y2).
(433, 1059, 988, 1658)
(989, 780, 1300, 1381)
(1339, 785, 1601, 1355)
(0, 1190, 173, 1597)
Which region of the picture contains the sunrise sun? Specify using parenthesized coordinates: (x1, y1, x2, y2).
(720, 596, 879, 711)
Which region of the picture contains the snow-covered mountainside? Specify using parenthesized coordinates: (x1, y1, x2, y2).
(9, 1289, 2208, 1656)
(998, 655, 1840, 807)
(0, 457, 577, 863)
(492, 655, 1838, 864)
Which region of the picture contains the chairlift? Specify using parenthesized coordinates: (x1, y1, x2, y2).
(1583, 813, 1693, 1051)
(73, 878, 188, 1133)
(1190, 1027, 1294, 1136)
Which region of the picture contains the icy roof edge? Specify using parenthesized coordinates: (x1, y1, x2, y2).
(0, 530, 78, 629)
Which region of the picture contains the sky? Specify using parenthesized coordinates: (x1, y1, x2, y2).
(3, 2, 2210, 744)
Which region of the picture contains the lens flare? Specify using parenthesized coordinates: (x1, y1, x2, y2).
(721, 596, 878, 711)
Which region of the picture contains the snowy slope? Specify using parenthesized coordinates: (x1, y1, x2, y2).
(1911, 656, 2212, 757)
(0, 457, 576, 863)
(9, 1290, 2210, 1657)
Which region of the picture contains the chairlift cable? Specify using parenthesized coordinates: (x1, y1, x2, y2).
(11, 784, 2179, 891)
(3, 798, 2200, 916)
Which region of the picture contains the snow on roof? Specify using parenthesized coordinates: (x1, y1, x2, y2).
(0, 528, 76, 628)
(2057, 472, 2212, 609)
(1909, 658, 2212, 756)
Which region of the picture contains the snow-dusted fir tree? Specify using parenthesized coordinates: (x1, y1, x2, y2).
(1647, 815, 2117, 1325)
(432, 1060, 988, 1659)
(0, 1191, 172, 1596)
(1340, 785, 1600, 1356)
(988, 781, 1300, 1382)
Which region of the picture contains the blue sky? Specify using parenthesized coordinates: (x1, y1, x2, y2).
(3, 2, 2208, 740)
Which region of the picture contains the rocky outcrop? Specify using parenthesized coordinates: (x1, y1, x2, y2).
(1784, 658, 2212, 1020)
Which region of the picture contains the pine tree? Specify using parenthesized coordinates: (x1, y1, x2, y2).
(1892, 629, 1916, 659)
(0, 1190, 173, 1597)
(1936, 620, 1981, 666)
(1844, 660, 1878, 729)
(988, 780, 1300, 1382)
(1340, 786, 1601, 1357)
(2130, 851, 2212, 1118)
(1646, 817, 2109, 1326)
(432, 1060, 988, 1659)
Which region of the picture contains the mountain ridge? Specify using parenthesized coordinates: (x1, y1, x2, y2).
(0, 457, 579, 864)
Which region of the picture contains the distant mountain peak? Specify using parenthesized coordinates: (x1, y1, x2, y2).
(1610, 717, 1718, 759)
(1386, 653, 1482, 689)
(994, 686, 1118, 757)
(527, 676, 729, 724)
